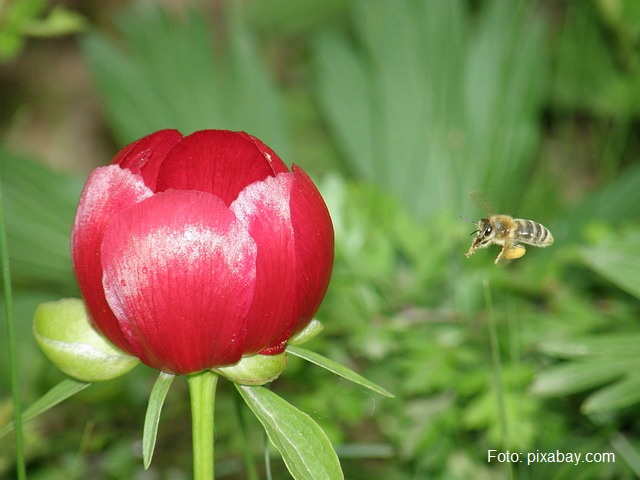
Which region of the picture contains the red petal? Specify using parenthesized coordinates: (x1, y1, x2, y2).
(231, 173, 298, 353)
(230, 167, 334, 354)
(286, 166, 334, 337)
(112, 129, 183, 191)
(71, 166, 154, 353)
(101, 189, 257, 374)
(236, 132, 289, 175)
(155, 130, 289, 205)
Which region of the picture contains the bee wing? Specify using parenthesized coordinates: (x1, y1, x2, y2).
(469, 191, 496, 216)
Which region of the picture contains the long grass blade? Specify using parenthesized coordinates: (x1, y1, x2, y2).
(0, 173, 26, 479)
(483, 279, 514, 480)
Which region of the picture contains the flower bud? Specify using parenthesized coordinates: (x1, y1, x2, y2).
(71, 129, 334, 375)
(34, 298, 139, 382)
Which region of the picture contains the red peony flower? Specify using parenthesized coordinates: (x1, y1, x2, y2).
(71, 130, 334, 375)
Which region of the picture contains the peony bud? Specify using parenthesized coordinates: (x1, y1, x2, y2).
(34, 298, 139, 382)
(70, 130, 334, 375)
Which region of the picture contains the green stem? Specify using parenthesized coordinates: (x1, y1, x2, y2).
(0, 171, 26, 479)
(233, 389, 259, 480)
(188, 371, 218, 480)
(483, 279, 514, 480)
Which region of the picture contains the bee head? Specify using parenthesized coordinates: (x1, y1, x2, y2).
(471, 218, 496, 248)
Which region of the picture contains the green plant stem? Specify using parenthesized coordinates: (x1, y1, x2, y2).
(483, 279, 514, 480)
(264, 431, 272, 480)
(483, 279, 508, 442)
(188, 371, 218, 480)
(233, 389, 259, 480)
(0, 173, 26, 480)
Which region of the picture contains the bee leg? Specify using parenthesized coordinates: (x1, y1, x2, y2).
(494, 246, 506, 264)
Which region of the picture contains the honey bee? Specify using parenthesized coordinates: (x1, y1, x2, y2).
(462, 193, 554, 264)
(464, 214, 554, 264)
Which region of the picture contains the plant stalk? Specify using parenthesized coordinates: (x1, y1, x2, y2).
(188, 370, 218, 480)
(233, 389, 259, 480)
(0, 172, 26, 479)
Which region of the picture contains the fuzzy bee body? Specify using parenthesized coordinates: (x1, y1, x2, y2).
(465, 214, 554, 264)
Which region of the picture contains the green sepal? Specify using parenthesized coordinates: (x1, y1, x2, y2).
(288, 318, 324, 346)
(34, 298, 139, 382)
(142, 372, 175, 469)
(214, 352, 287, 385)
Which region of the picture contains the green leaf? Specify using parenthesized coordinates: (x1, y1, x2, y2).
(531, 359, 634, 397)
(579, 229, 640, 300)
(0, 0, 46, 59)
(81, 3, 288, 155)
(582, 375, 640, 414)
(539, 334, 640, 359)
(236, 385, 344, 480)
(535, 330, 640, 413)
(21, 6, 86, 37)
(0, 148, 81, 293)
(142, 372, 175, 469)
(566, 165, 640, 228)
(287, 345, 394, 398)
(0, 379, 91, 439)
(313, 0, 547, 219)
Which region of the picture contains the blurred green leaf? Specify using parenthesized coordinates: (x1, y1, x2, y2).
(0, 147, 80, 293)
(0, 1, 84, 60)
(582, 374, 640, 413)
(552, 2, 619, 113)
(0, 0, 46, 60)
(531, 359, 633, 397)
(562, 165, 640, 235)
(21, 5, 85, 37)
(313, 0, 548, 220)
(0, 2, 35, 59)
(578, 228, 640, 300)
(236, 384, 343, 480)
(247, 0, 347, 36)
(539, 334, 640, 359)
(463, 389, 538, 450)
(534, 319, 640, 414)
(0, 0, 48, 26)
(554, 1, 640, 115)
(81, 3, 289, 156)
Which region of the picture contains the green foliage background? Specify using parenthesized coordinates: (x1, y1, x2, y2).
(2, 0, 640, 478)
